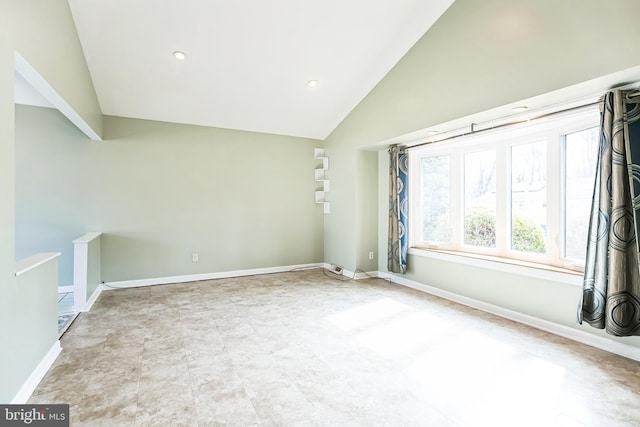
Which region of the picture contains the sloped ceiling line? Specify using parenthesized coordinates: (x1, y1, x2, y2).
(67, 0, 455, 140)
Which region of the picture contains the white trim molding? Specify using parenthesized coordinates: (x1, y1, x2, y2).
(73, 232, 102, 312)
(15, 253, 61, 277)
(377, 271, 640, 362)
(321, 263, 378, 280)
(103, 263, 324, 289)
(11, 341, 62, 404)
(79, 284, 103, 313)
(348, 269, 379, 280)
(14, 52, 101, 141)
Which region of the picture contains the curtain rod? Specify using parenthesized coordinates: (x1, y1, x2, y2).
(404, 81, 640, 151)
(404, 100, 601, 151)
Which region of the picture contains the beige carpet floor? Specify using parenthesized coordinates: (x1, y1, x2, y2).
(29, 269, 640, 426)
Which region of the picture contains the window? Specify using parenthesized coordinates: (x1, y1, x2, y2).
(464, 150, 497, 249)
(409, 107, 599, 271)
(510, 140, 546, 254)
(420, 155, 450, 244)
(563, 127, 599, 263)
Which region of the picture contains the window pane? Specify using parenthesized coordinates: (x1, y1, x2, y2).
(564, 127, 599, 261)
(420, 156, 450, 243)
(464, 151, 496, 247)
(511, 141, 547, 253)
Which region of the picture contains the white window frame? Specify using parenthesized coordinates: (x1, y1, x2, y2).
(409, 107, 600, 272)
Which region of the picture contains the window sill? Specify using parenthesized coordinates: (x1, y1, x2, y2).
(408, 247, 582, 286)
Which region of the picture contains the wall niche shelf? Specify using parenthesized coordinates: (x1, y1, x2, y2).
(314, 148, 330, 214)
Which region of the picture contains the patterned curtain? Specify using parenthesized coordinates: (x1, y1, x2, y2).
(578, 89, 640, 336)
(388, 145, 409, 274)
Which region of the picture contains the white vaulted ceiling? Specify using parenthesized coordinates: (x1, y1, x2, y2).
(66, 0, 454, 139)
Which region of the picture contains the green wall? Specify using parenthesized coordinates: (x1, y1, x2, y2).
(327, 0, 640, 149)
(0, 0, 102, 402)
(86, 236, 102, 300)
(332, 0, 640, 271)
(0, 34, 19, 404)
(8, 257, 60, 400)
(323, 144, 357, 269)
(325, 0, 640, 350)
(4, 0, 640, 403)
(0, 0, 102, 138)
(16, 107, 324, 283)
(14, 125, 85, 286)
(355, 150, 378, 272)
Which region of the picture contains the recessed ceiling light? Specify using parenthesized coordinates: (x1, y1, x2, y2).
(512, 106, 528, 113)
(426, 130, 438, 136)
(173, 51, 186, 60)
(307, 80, 318, 88)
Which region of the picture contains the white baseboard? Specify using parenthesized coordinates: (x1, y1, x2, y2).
(349, 269, 378, 280)
(103, 263, 324, 289)
(11, 341, 62, 404)
(323, 263, 343, 275)
(77, 284, 103, 312)
(57, 285, 74, 293)
(321, 263, 378, 280)
(354, 271, 379, 280)
(377, 272, 640, 362)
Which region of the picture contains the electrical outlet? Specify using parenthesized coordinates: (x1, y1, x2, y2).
(368, 251, 374, 260)
(192, 253, 199, 262)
